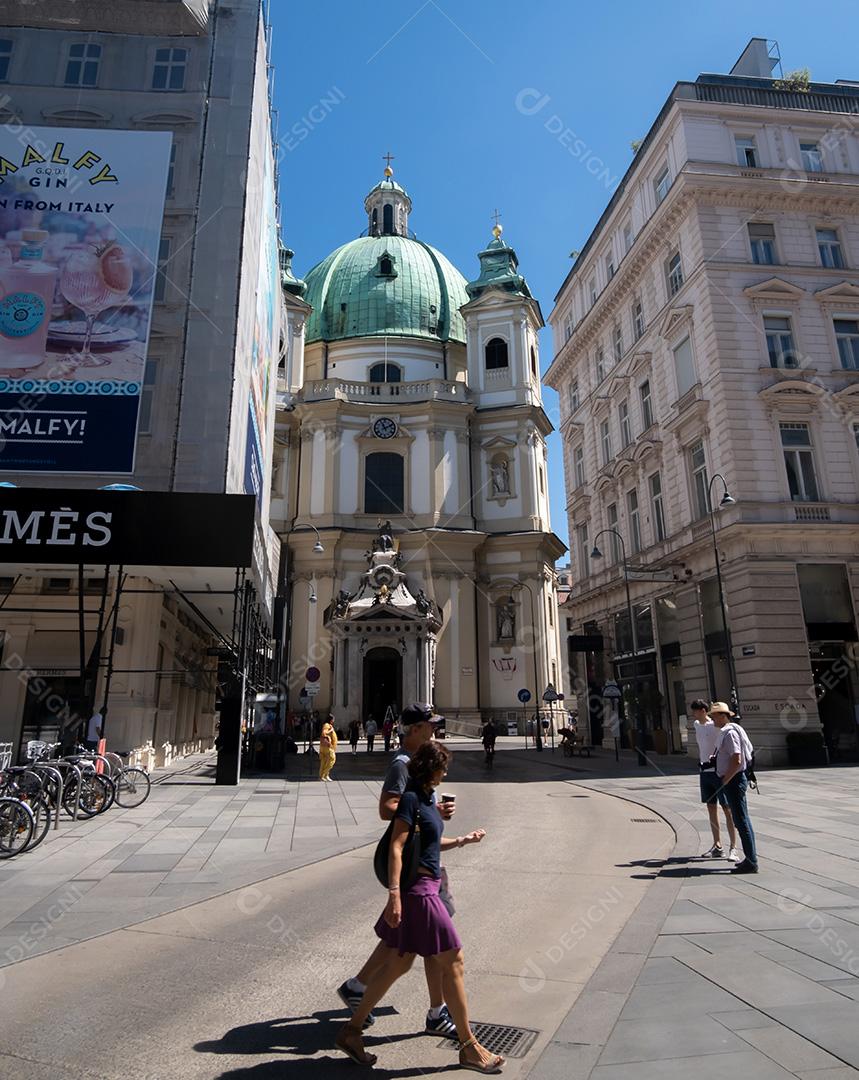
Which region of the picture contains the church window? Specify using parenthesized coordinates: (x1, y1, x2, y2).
(371, 207, 378, 234)
(530, 345, 538, 378)
(375, 252, 397, 278)
(485, 337, 508, 370)
(365, 452, 404, 514)
(383, 203, 394, 234)
(369, 362, 402, 383)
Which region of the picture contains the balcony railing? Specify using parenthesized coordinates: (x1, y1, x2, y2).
(794, 504, 831, 522)
(301, 378, 469, 404)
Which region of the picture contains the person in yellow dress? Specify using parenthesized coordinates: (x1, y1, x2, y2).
(319, 717, 338, 781)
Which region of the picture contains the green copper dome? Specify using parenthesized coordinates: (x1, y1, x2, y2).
(303, 234, 469, 345)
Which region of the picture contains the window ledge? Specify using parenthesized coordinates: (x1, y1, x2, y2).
(759, 365, 819, 376)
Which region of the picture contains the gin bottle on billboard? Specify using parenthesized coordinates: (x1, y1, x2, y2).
(0, 229, 58, 370)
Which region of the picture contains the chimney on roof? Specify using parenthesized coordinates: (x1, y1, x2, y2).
(730, 38, 782, 79)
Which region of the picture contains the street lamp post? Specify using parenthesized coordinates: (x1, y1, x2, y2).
(706, 474, 739, 712)
(591, 528, 647, 767)
(509, 581, 542, 752)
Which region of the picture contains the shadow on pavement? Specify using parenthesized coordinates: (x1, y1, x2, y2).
(197, 1009, 457, 1078)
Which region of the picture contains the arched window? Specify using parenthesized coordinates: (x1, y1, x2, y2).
(369, 362, 402, 383)
(379, 256, 393, 276)
(365, 452, 404, 513)
(371, 207, 378, 234)
(531, 345, 538, 377)
(485, 337, 509, 370)
(383, 203, 394, 235)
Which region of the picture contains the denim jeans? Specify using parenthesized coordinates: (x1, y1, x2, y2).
(722, 773, 757, 866)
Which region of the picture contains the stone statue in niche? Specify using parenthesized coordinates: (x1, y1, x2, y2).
(491, 459, 510, 496)
(497, 602, 515, 641)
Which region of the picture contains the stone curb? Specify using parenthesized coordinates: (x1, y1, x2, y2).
(524, 781, 701, 1079)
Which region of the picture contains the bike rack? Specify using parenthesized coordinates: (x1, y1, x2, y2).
(31, 764, 64, 832)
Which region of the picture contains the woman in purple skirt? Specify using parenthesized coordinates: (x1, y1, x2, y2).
(336, 741, 504, 1073)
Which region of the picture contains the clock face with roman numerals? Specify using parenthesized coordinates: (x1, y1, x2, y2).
(373, 417, 397, 439)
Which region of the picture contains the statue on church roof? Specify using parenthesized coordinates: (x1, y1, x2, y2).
(374, 519, 395, 553)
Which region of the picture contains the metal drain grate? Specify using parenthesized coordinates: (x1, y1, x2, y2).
(630, 817, 660, 823)
(438, 1022, 539, 1059)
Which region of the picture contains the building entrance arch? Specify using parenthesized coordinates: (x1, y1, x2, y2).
(362, 646, 402, 726)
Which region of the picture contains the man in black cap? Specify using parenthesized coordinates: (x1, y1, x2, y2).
(337, 703, 457, 1036)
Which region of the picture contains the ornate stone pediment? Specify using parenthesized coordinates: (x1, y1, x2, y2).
(659, 304, 694, 341)
(815, 281, 859, 306)
(481, 435, 517, 450)
(743, 278, 805, 305)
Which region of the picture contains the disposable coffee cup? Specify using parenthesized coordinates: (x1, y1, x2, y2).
(440, 792, 455, 804)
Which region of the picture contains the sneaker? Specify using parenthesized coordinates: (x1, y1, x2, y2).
(704, 844, 724, 858)
(728, 847, 740, 862)
(336, 980, 375, 1028)
(425, 1005, 457, 1037)
(731, 860, 759, 874)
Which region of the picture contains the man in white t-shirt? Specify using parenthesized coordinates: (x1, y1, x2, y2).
(690, 699, 738, 861)
(712, 702, 758, 874)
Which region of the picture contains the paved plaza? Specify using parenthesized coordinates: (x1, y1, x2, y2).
(1, 742, 858, 1078)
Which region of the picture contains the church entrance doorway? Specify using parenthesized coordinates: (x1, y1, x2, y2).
(363, 647, 402, 727)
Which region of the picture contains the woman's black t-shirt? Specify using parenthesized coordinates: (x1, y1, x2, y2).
(396, 781, 443, 880)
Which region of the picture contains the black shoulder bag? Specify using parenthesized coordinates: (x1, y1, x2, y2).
(374, 806, 421, 890)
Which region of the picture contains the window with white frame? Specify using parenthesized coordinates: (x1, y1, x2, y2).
(835, 318, 859, 370)
(613, 321, 623, 362)
(573, 444, 585, 488)
(0, 40, 12, 82)
(748, 222, 777, 265)
(735, 135, 757, 167)
(152, 46, 188, 91)
(605, 253, 615, 281)
(589, 277, 597, 307)
(633, 299, 644, 341)
(666, 250, 683, 296)
(654, 165, 670, 204)
(649, 471, 666, 542)
(563, 311, 574, 341)
(137, 359, 158, 434)
(800, 141, 823, 173)
(607, 503, 620, 563)
(623, 222, 633, 253)
(640, 379, 654, 430)
(569, 379, 579, 412)
(619, 399, 631, 447)
(817, 227, 844, 269)
(780, 422, 820, 502)
(764, 315, 799, 369)
(576, 523, 590, 578)
(627, 488, 642, 554)
(65, 42, 101, 87)
(600, 419, 612, 466)
(672, 335, 697, 398)
(153, 236, 171, 302)
(689, 441, 709, 520)
(595, 346, 605, 384)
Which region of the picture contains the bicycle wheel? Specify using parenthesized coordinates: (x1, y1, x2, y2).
(0, 798, 34, 857)
(23, 793, 52, 850)
(93, 774, 116, 814)
(63, 775, 111, 818)
(115, 768, 151, 808)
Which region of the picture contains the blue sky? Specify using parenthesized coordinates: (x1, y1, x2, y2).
(271, 0, 859, 551)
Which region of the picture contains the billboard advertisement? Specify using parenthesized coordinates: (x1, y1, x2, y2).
(0, 127, 171, 472)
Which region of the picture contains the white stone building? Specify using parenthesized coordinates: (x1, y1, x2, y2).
(545, 40, 859, 765)
(273, 170, 565, 733)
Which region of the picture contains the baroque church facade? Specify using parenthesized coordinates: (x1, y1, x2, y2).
(274, 168, 565, 732)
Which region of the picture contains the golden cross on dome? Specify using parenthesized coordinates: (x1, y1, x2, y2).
(491, 208, 503, 239)
(383, 151, 395, 176)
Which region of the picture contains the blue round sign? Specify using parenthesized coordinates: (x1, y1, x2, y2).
(517, 688, 532, 703)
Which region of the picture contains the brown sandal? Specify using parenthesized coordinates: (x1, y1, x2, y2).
(458, 1035, 505, 1073)
(336, 1024, 378, 1066)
